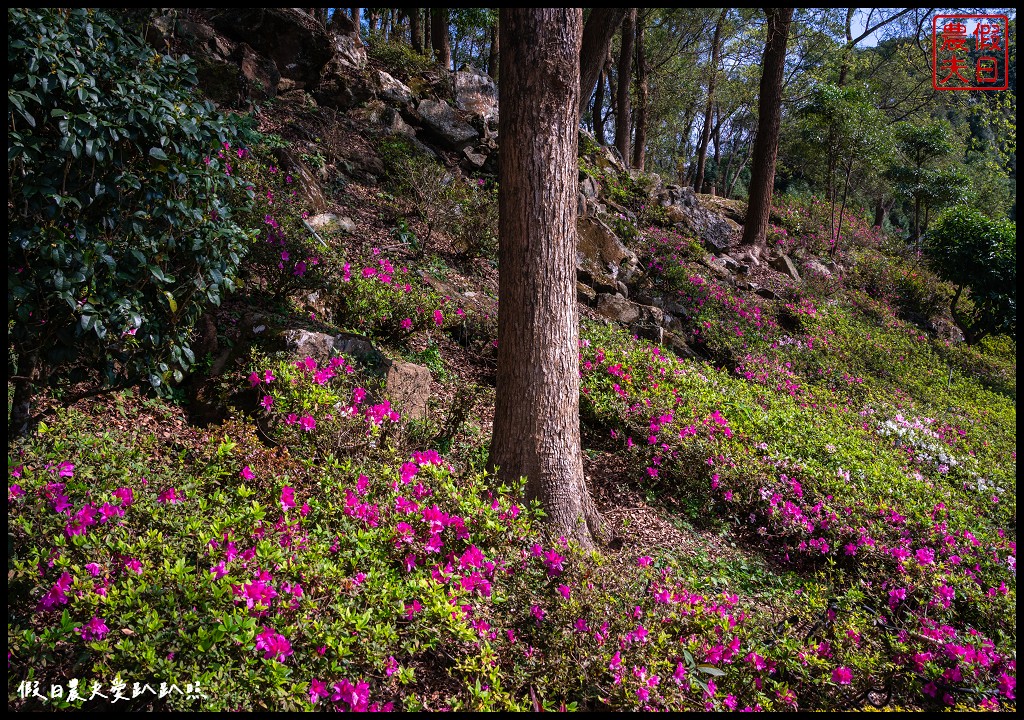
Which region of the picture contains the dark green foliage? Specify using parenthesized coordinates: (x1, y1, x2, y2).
(7, 8, 256, 391)
(926, 206, 1016, 344)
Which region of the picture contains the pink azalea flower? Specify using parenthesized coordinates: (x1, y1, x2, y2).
(240, 466, 255, 480)
(260, 395, 274, 410)
(299, 415, 316, 432)
(158, 487, 182, 504)
(832, 666, 853, 685)
(255, 626, 293, 662)
(280, 486, 296, 511)
(401, 318, 413, 331)
(112, 487, 133, 507)
(78, 616, 109, 641)
(557, 584, 571, 599)
(433, 310, 443, 327)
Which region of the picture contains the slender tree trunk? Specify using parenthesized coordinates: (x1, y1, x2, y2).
(487, 17, 499, 77)
(422, 9, 431, 52)
(593, 68, 607, 145)
(695, 9, 727, 194)
(615, 8, 636, 168)
(431, 8, 452, 70)
(368, 10, 378, 34)
(579, 8, 628, 113)
(350, 8, 360, 28)
(726, 136, 753, 199)
(710, 109, 721, 195)
(409, 7, 422, 52)
(631, 10, 648, 170)
(493, 7, 604, 550)
(738, 8, 793, 261)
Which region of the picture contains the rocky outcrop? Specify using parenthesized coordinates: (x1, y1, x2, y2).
(203, 9, 333, 89)
(454, 66, 498, 132)
(414, 99, 480, 150)
(656, 185, 738, 254)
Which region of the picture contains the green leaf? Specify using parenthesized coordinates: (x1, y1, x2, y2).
(696, 664, 726, 677)
(149, 147, 169, 161)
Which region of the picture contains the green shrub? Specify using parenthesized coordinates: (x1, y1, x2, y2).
(367, 36, 433, 78)
(925, 206, 1016, 344)
(7, 8, 256, 397)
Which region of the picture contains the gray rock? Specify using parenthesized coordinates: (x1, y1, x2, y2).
(580, 175, 600, 199)
(332, 26, 367, 70)
(416, 99, 479, 149)
(283, 329, 338, 365)
(755, 287, 780, 301)
(802, 257, 833, 279)
(664, 331, 699, 359)
(768, 253, 802, 282)
(616, 281, 629, 299)
(462, 146, 487, 169)
(454, 66, 498, 125)
(577, 281, 597, 305)
(595, 294, 641, 324)
(632, 322, 663, 344)
(382, 106, 416, 137)
(577, 268, 618, 295)
(376, 70, 413, 105)
(384, 360, 432, 421)
(205, 9, 333, 87)
(578, 217, 630, 268)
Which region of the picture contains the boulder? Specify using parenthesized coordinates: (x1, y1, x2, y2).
(657, 185, 738, 254)
(203, 8, 333, 88)
(331, 25, 367, 71)
(454, 66, 498, 127)
(415, 99, 480, 150)
(768, 253, 802, 283)
(664, 332, 700, 360)
(595, 294, 641, 324)
(578, 217, 630, 268)
(577, 268, 618, 295)
(802, 257, 833, 279)
(283, 329, 338, 365)
(577, 282, 597, 305)
(376, 70, 413, 105)
(755, 287, 780, 301)
(384, 360, 432, 421)
(580, 175, 600, 199)
(382, 106, 416, 137)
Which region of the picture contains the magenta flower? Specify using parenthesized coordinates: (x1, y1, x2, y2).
(249, 371, 261, 387)
(832, 666, 853, 685)
(637, 555, 653, 567)
(299, 415, 316, 432)
(310, 678, 329, 704)
(280, 486, 296, 511)
(112, 487, 134, 507)
(85, 563, 102, 577)
(260, 395, 274, 410)
(39, 571, 73, 610)
(255, 626, 293, 662)
(124, 558, 143, 574)
(79, 616, 109, 641)
(433, 309, 443, 327)
(401, 318, 413, 331)
(542, 548, 565, 576)
(556, 584, 571, 599)
(58, 460, 75, 478)
(240, 466, 255, 480)
(531, 604, 546, 623)
(158, 487, 182, 504)
(404, 599, 422, 618)
(9, 484, 24, 501)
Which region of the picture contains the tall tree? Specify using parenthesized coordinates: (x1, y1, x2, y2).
(431, 8, 452, 71)
(487, 14, 499, 78)
(492, 7, 604, 549)
(579, 8, 628, 112)
(631, 9, 649, 170)
(694, 9, 728, 193)
(615, 8, 636, 167)
(409, 7, 423, 52)
(738, 7, 793, 262)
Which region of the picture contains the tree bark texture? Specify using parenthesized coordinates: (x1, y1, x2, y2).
(431, 8, 452, 71)
(695, 9, 727, 194)
(579, 8, 628, 113)
(631, 10, 648, 170)
(739, 7, 793, 257)
(493, 7, 604, 549)
(487, 17, 499, 78)
(409, 7, 422, 52)
(615, 8, 636, 168)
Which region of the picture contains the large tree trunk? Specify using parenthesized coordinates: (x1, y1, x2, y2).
(430, 8, 452, 71)
(631, 10, 648, 170)
(493, 7, 604, 550)
(738, 8, 793, 261)
(579, 8, 628, 114)
(615, 8, 636, 168)
(487, 16, 499, 78)
(409, 7, 422, 52)
(695, 9, 727, 194)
